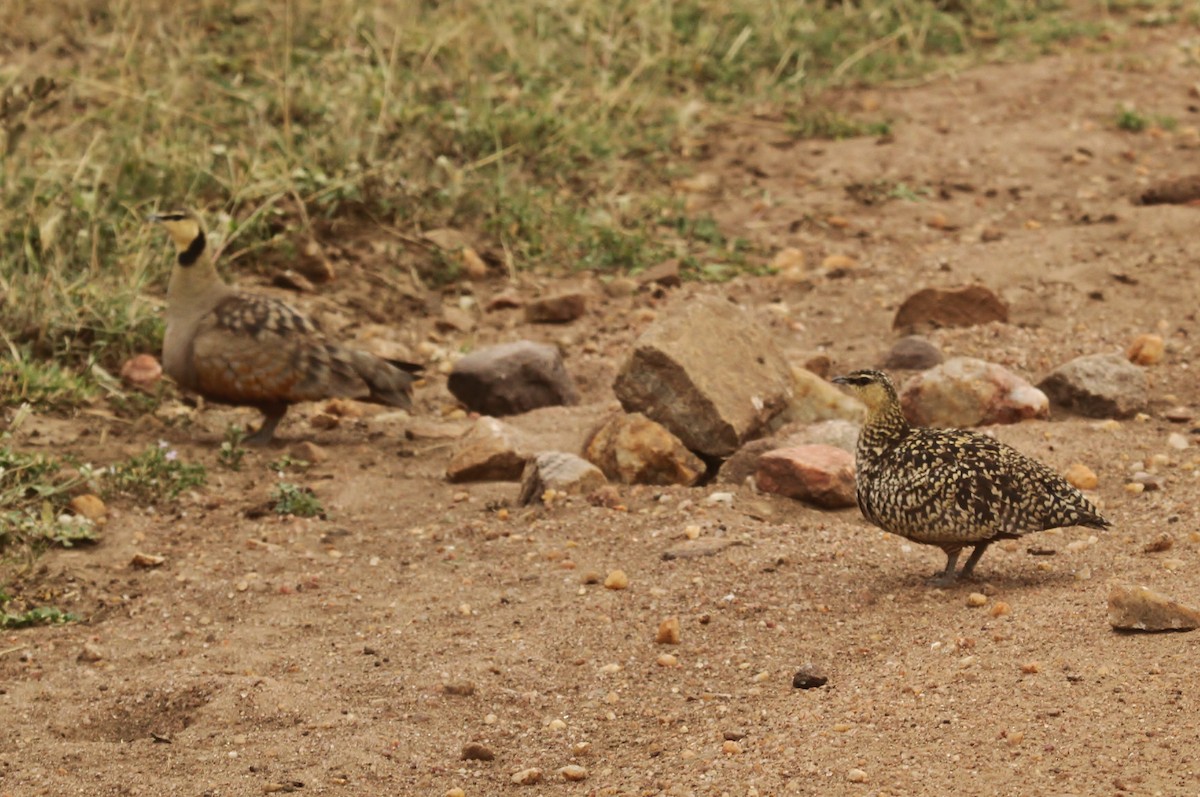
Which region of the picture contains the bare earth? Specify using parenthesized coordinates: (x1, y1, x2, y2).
(7, 29, 1200, 797)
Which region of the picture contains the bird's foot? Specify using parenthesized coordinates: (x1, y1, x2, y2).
(242, 426, 279, 447)
(928, 571, 960, 588)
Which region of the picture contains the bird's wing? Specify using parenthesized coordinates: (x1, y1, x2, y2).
(190, 293, 371, 405)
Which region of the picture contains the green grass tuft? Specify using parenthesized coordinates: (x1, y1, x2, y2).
(271, 482, 324, 518)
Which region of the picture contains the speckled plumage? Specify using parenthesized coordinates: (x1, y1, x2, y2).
(150, 211, 418, 444)
(833, 369, 1109, 584)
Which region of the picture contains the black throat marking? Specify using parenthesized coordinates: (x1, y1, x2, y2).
(178, 231, 207, 266)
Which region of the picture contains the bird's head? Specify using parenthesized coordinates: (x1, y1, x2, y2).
(831, 368, 899, 413)
(148, 210, 206, 266)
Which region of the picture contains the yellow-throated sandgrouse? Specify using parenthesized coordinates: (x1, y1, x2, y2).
(833, 369, 1109, 584)
(150, 210, 418, 444)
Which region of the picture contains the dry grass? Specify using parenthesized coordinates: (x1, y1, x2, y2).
(0, 0, 1146, 384)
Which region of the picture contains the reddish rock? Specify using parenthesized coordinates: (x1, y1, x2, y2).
(755, 445, 856, 509)
(892, 284, 1008, 333)
(585, 413, 705, 486)
(525, 292, 588, 323)
(119, 354, 163, 390)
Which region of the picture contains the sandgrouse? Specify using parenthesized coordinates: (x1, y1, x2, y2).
(150, 210, 418, 444)
(833, 369, 1110, 585)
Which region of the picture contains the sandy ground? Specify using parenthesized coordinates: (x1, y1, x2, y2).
(5, 25, 1200, 797)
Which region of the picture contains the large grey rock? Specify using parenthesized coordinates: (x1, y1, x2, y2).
(892, 284, 1008, 333)
(448, 341, 579, 416)
(584, 412, 705, 486)
(1039, 353, 1148, 419)
(755, 445, 856, 509)
(901, 357, 1048, 428)
(518, 452, 607, 505)
(613, 295, 793, 457)
(446, 417, 529, 482)
(1108, 582, 1200, 632)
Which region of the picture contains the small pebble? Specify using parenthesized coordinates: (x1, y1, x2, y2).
(966, 593, 988, 607)
(1008, 730, 1025, 745)
(792, 664, 828, 689)
(1167, 432, 1189, 450)
(847, 768, 868, 783)
(656, 653, 678, 667)
(1020, 661, 1040, 674)
(510, 768, 543, 786)
(1143, 532, 1174, 553)
(547, 718, 567, 732)
(656, 616, 681, 645)
(77, 643, 104, 663)
(1064, 463, 1098, 490)
(1124, 482, 1145, 494)
(443, 681, 475, 696)
(69, 494, 108, 522)
(560, 765, 588, 782)
(572, 742, 591, 755)
(461, 742, 495, 761)
(1127, 333, 1164, 365)
(604, 570, 629, 590)
(445, 789, 466, 797)
(722, 741, 742, 754)
(990, 601, 1011, 617)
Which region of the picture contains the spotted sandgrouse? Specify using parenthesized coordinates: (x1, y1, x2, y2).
(150, 210, 418, 444)
(833, 369, 1109, 584)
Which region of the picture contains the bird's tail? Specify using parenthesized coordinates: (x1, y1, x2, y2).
(352, 352, 417, 409)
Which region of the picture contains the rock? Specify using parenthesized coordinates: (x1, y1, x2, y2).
(130, 552, 165, 568)
(584, 413, 705, 486)
(525, 292, 588, 324)
(77, 643, 104, 663)
(1137, 174, 1200, 205)
(510, 768, 543, 786)
(892, 284, 1008, 333)
(821, 253, 858, 273)
(69, 494, 107, 522)
(602, 277, 638, 297)
(847, 769, 869, 784)
(517, 452, 607, 505)
(638, 260, 682, 288)
(462, 742, 495, 761)
(1143, 532, 1174, 553)
(781, 419, 861, 453)
(461, 246, 489, 280)
(437, 306, 475, 333)
(446, 417, 529, 482)
(1064, 463, 1098, 490)
(882, 335, 943, 370)
(486, 291, 523, 311)
(1038, 354, 1148, 419)
(901, 357, 1049, 427)
(1127, 333, 1164, 366)
(604, 570, 629, 590)
(442, 681, 475, 696)
(272, 269, 315, 293)
(448, 341, 579, 416)
(792, 664, 828, 689)
(770, 247, 807, 281)
(778, 367, 865, 426)
(717, 438, 779, 485)
(661, 538, 739, 560)
(613, 295, 793, 457)
(293, 238, 336, 283)
(290, 441, 327, 465)
(656, 617, 681, 645)
(755, 445, 856, 509)
(119, 354, 162, 391)
(1108, 582, 1200, 632)
(1167, 432, 1189, 450)
(559, 765, 588, 782)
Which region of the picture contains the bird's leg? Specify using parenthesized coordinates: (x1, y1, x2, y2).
(929, 547, 962, 587)
(244, 404, 287, 446)
(957, 542, 992, 581)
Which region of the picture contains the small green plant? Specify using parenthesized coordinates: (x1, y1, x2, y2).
(218, 426, 247, 471)
(1116, 108, 1148, 132)
(0, 603, 77, 629)
(271, 482, 324, 518)
(0, 356, 95, 410)
(104, 442, 206, 502)
(268, 455, 310, 474)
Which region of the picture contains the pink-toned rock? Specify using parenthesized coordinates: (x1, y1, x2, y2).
(119, 354, 163, 390)
(755, 445, 856, 509)
(901, 357, 1048, 427)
